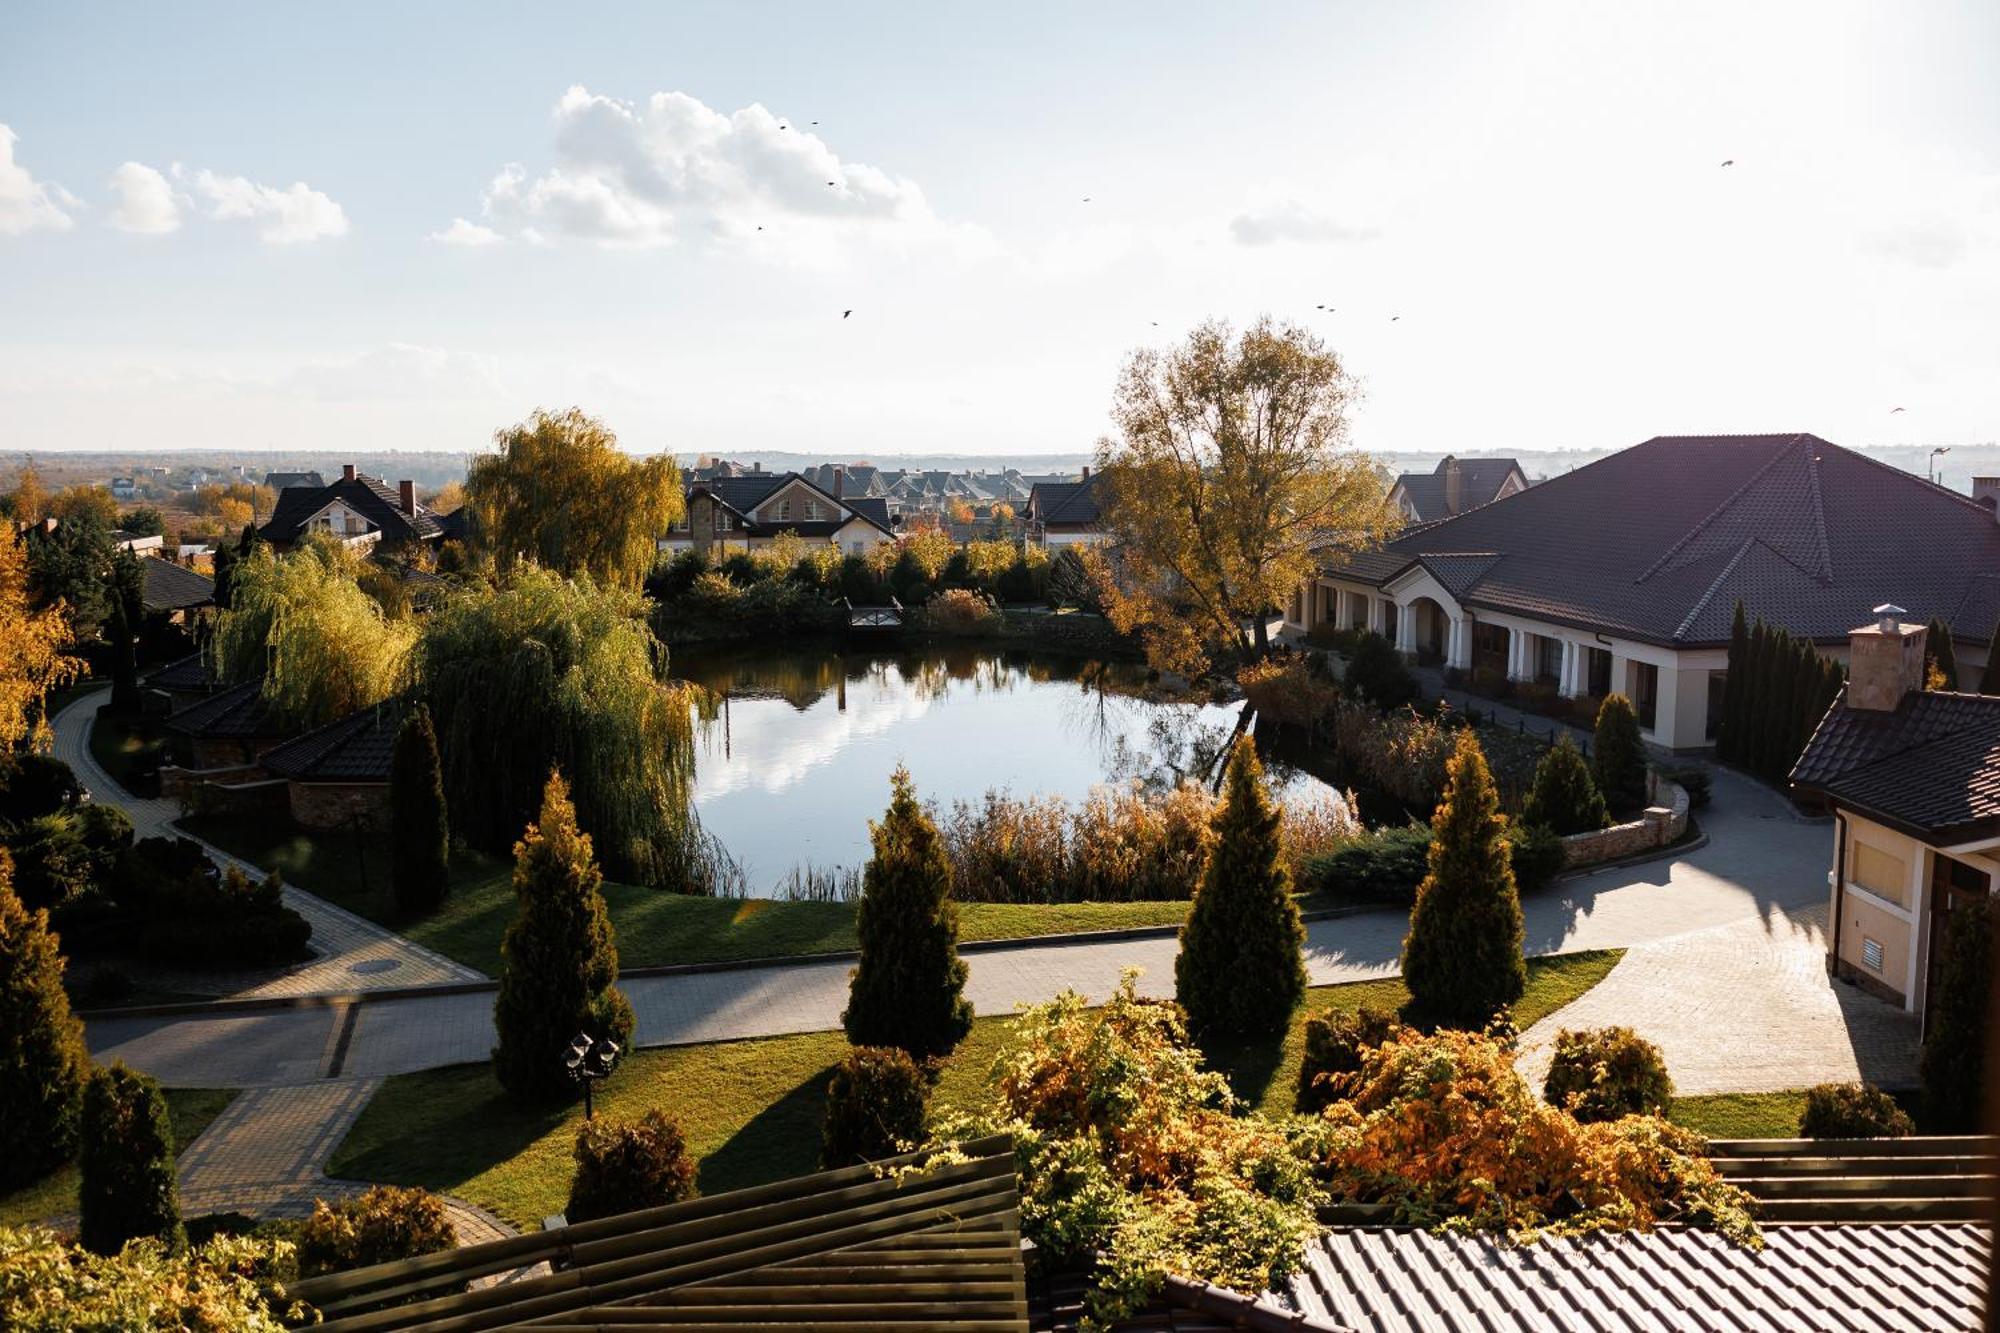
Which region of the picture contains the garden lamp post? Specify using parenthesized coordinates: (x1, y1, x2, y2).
(564, 1031, 622, 1119)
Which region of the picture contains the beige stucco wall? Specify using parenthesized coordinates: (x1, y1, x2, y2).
(1830, 818, 1925, 1008)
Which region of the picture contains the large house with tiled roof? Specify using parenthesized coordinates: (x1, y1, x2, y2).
(260, 464, 445, 552)
(1792, 608, 2000, 1023)
(1293, 433, 2000, 749)
(1388, 454, 1528, 522)
(665, 467, 897, 556)
(1024, 469, 1107, 548)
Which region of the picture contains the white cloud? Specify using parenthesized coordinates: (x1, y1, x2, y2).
(0, 124, 79, 235)
(1228, 200, 1378, 247)
(430, 216, 503, 246)
(465, 85, 938, 250)
(181, 167, 348, 243)
(106, 161, 181, 233)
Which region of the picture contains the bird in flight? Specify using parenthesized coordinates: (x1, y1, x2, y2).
(1082, 196, 1091, 203)
(827, 181, 837, 187)
(1891, 406, 1906, 413)
(1390, 315, 1401, 322)
(810, 120, 819, 125)
(843, 310, 853, 319)
(1720, 159, 1734, 167)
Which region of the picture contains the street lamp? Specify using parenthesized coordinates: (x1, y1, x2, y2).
(564, 1031, 622, 1119)
(1931, 446, 1951, 486)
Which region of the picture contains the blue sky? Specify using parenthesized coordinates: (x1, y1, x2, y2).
(3, 1, 1997, 458)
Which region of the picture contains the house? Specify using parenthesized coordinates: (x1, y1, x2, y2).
(138, 555, 214, 624)
(141, 653, 219, 713)
(110, 529, 166, 555)
(161, 679, 291, 768)
(666, 468, 897, 556)
(260, 464, 445, 552)
(1791, 608, 2000, 1023)
(257, 699, 403, 830)
(1024, 468, 1107, 547)
(1295, 433, 2000, 750)
(109, 477, 136, 501)
(262, 469, 325, 492)
(1387, 455, 1528, 523)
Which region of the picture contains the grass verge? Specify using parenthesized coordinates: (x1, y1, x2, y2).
(1666, 1091, 1806, 1139)
(328, 950, 1623, 1230)
(0, 1087, 238, 1230)
(181, 815, 1197, 974)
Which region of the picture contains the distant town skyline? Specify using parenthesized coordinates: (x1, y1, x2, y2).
(3, 1, 1997, 457)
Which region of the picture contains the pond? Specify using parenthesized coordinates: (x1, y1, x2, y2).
(671, 643, 1347, 896)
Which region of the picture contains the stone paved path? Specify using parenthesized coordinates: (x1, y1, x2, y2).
(53, 690, 483, 996)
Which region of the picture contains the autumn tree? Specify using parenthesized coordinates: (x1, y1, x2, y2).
(211, 539, 417, 729)
(946, 498, 976, 525)
(1400, 731, 1526, 1031)
(1174, 738, 1306, 1041)
(466, 407, 684, 588)
(1091, 317, 1398, 674)
(6, 466, 50, 525)
(492, 771, 635, 1101)
(49, 485, 121, 529)
(391, 704, 450, 918)
(843, 768, 973, 1061)
(1925, 617, 1959, 690)
(0, 849, 91, 1191)
(0, 525, 83, 751)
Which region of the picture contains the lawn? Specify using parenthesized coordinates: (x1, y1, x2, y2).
(0, 1087, 238, 1230)
(182, 815, 1196, 975)
(89, 707, 169, 797)
(1666, 1091, 1807, 1140)
(327, 949, 1624, 1230)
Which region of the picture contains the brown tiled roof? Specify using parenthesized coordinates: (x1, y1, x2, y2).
(259, 699, 406, 783)
(693, 473, 895, 537)
(261, 474, 442, 546)
(1326, 434, 2000, 649)
(1286, 1224, 1989, 1333)
(164, 679, 289, 740)
(1790, 687, 2000, 839)
(139, 555, 215, 613)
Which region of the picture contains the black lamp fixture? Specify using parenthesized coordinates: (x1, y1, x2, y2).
(564, 1030, 622, 1119)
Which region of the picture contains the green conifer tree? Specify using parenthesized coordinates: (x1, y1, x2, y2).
(1521, 734, 1609, 835)
(1980, 618, 2000, 696)
(1919, 895, 1990, 1133)
(843, 768, 972, 1060)
(1789, 638, 1821, 769)
(1400, 731, 1526, 1032)
(391, 703, 450, 918)
(1718, 602, 1749, 763)
(1748, 621, 1776, 777)
(1175, 739, 1307, 1040)
(492, 771, 634, 1101)
(1591, 693, 1649, 815)
(1926, 617, 1959, 690)
(0, 849, 90, 1190)
(78, 1061, 182, 1255)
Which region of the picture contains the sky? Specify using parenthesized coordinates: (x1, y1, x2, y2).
(2, 1, 1997, 460)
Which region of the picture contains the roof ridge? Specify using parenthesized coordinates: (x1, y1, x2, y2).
(1802, 444, 1833, 583)
(1637, 435, 1803, 583)
(1671, 536, 1756, 643)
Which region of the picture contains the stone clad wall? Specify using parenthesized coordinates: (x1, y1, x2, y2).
(1559, 771, 1691, 869)
(289, 781, 390, 831)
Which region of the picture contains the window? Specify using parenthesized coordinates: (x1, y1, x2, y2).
(1629, 660, 1658, 729)
(806, 499, 821, 521)
(1850, 840, 1909, 907)
(779, 498, 793, 521)
(1536, 637, 1563, 684)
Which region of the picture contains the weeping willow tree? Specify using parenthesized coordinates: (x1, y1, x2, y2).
(211, 537, 417, 730)
(415, 567, 702, 890)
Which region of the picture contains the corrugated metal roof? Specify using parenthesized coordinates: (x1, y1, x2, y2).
(1285, 1224, 1990, 1333)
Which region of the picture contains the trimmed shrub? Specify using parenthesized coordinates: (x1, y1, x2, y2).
(0, 752, 82, 824)
(78, 1062, 183, 1256)
(1175, 740, 1307, 1041)
(493, 771, 636, 1101)
(1502, 821, 1566, 894)
(843, 768, 973, 1061)
(821, 1045, 929, 1168)
(1400, 732, 1526, 1032)
(1300, 824, 1432, 902)
(297, 1185, 454, 1278)
(1541, 1026, 1673, 1123)
(1799, 1082, 1915, 1139)
(1591, 694, 1649, 815)
(1345, 631, 1419, 709)
(1919, 894, 1990, 1133)
(566, 1109, 698, 1223)
(0, 849, 90, 1192)
(145, 864, 310, 968)
(390, 704, 450, 918)
(1296, 1005, 1404, 1112)
(1521, 735, 1608, 835)
(1661, 762, 1712, 809)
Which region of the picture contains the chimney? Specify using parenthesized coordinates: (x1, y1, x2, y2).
(342, 463, 356, 482)
(1443, 455, 1464, 515)
(1973, 476, 2000, 517)
(399, 479, 416, 516)
(1081, 465, 1091, 480)
(754, 461, 762, 474)
(833, 467, 845, 499)
(1845, 604, 1927, 711)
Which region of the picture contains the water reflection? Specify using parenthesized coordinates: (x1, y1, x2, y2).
(671, 644, 1339, 895)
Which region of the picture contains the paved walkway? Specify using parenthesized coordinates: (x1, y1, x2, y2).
(53, 691, 483, 996)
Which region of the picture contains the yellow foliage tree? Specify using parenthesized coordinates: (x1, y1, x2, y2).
(1092, 317, 1399, 674)
(0, 525, 83, 750)
(7, 467, 50, 525)
(466, 408, 684, 588)
(49, 486, 121, 528)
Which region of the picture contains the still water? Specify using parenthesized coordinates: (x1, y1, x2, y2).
(672, 644, 1343, 896)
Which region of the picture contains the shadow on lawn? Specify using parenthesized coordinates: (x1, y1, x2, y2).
(1204, 1029, 1291, 1110)
(698, 1063, 838, 1195)
(327, 1064, 567, 1190)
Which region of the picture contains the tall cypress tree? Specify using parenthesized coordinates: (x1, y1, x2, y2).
(0, 849, 90, 1190)
(1790, 638, 1821, 766)
(1919, 895, 1990, 1133)
(1592, 694, 1649, 814)
(1175, 739, 1307, 1041)
(78, 1061, 182, 1256)
(1926, 617, 1959, 690)
(1400, 731, 1526, 1032)
(391, 703, 450, 918)
(1718, 602, 1749, 763)
(1981, 617, 2000, 696)
(843, 768, 972, 1061)
(492, 771, 634, 1101)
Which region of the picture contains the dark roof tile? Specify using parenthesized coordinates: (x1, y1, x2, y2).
(1791, 687, 2000, 837)
(260, 699, 405, 782)
(139, 556, 214, 612)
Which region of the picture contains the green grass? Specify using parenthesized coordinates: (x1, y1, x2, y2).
(329, 949, 1624, 1230)
(1666, 1091, 1806, 1140)
(0, 1087, 239, 1230)
(181, 815, 1194, 975)
(88, 708, 169, 796)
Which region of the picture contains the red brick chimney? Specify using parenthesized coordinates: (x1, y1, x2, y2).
(342, 464, 357, 482)
(399, 480, 416, 516)
(1846, 604, 1927, 711)
(833, 467, 845, 499)
(1443, 455, 1465, 515)
(1081, 465, 1091, 480)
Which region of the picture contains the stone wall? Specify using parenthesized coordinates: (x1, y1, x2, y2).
(1559, 770, 1691, 869)
(160, 762, 264, 801)
(183, 776, 290, 821)
(289, 781, 390, 831)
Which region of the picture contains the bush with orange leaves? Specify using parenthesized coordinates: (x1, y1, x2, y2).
(931, 971, 1326, 1326)
(1316, 1026, 1759, 1244)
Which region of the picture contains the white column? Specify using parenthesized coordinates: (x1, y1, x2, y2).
(1446, 615, 1470, 670)
(1558, 639, 1579, 697)
(1366, 596, 1386, 636)
(1395, 602, 1417, 656)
